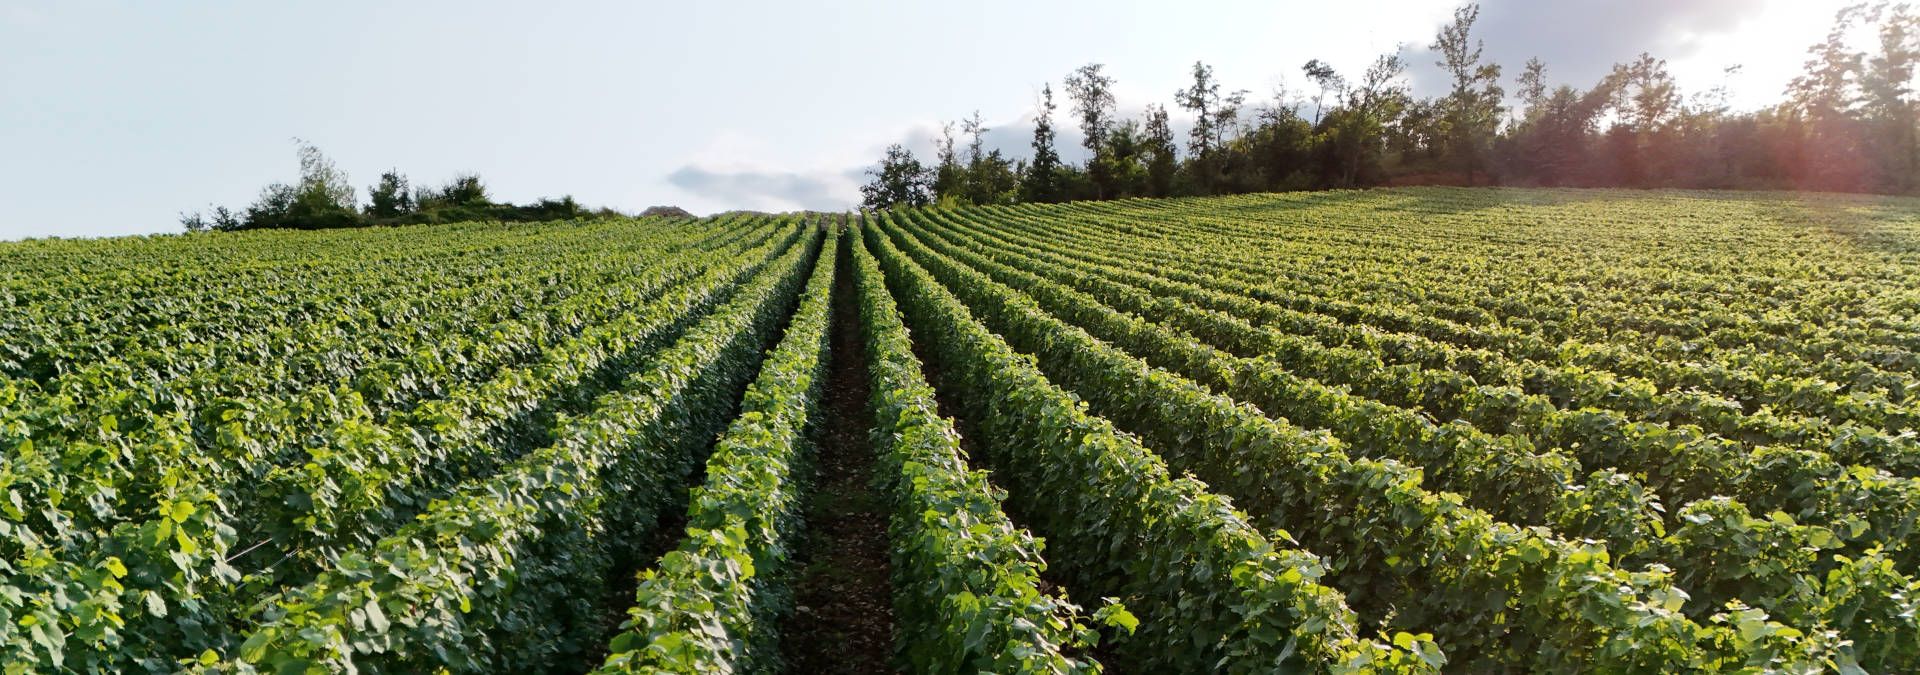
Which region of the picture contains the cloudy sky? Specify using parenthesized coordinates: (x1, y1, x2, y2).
(0, 0, 1852, 239)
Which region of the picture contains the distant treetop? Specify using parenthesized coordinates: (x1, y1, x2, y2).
(181, 142, 625, 233)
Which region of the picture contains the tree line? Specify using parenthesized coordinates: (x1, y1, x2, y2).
(862, 2, 1920, 209)
(180, 140, 625, 232)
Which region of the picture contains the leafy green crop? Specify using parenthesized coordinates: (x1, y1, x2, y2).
(4, 188, 1917, 673)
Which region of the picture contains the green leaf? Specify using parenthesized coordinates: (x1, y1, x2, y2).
(1094, 598, 1138, 635)
(239, 630, 273, 663)
(167, 501, 195, 524)
(144, 591, 168, 618)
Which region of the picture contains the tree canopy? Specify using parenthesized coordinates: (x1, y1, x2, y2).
(863, 2, 1920, 208)
(182, 142, 622, 232)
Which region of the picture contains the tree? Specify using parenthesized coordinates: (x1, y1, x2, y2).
(1064, 63, 1118, 198)
(183, 144, 625, 231)
(236, 140, 362, 230)
(178, 205, 239, 232)
(1320, 52, 1408, 187)
(1178, 61, 1223, 159)
(210, 206, 240, 231)
(1144, 104, 1179, 197)
(952, 111, 1020, 205)
(1432, 3, 1504, 184)
(1022, 83, 1065, 202)
(1218, 89, 1248, 146)
(1516, 58, 1549, 116)
(1100, 120, 1151, 197)
(1178, 62, 1223, 192)
(1389, 97, 1443, 168)
(1864, 2, 1919, 190)
(294, 139, 356, 212)
(1616, 54, 1680, 131)
(861, 144, 932, 210)
(931, 122, 964, 200)
(1302, 60, 1344, 124)
(966, 149, 1022, 205)
(1176, 61, 1246, 193)
(419, 173, 490, 209)
(1238, 87, 1316, 191)
(1788, 5, 1872, 190)
(1606, 54, 1683, 185)
(1789, 6, 1867, 122)
(962, 110, 988, 166)
(1243, 108, 1315, 191)
(1504, 60, 1618, 186)
(367, 170, 414, 219)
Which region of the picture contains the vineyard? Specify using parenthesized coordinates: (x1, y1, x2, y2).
(3, 186, 1920, 673)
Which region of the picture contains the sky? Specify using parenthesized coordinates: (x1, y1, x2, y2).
(0, 0, 1855, 239)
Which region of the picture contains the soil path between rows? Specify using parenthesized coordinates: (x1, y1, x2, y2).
(780, 243, 899, 673)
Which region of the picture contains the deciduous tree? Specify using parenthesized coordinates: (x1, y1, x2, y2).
(861, 144, 933, 210)
(1023, 84, 1065, 202)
